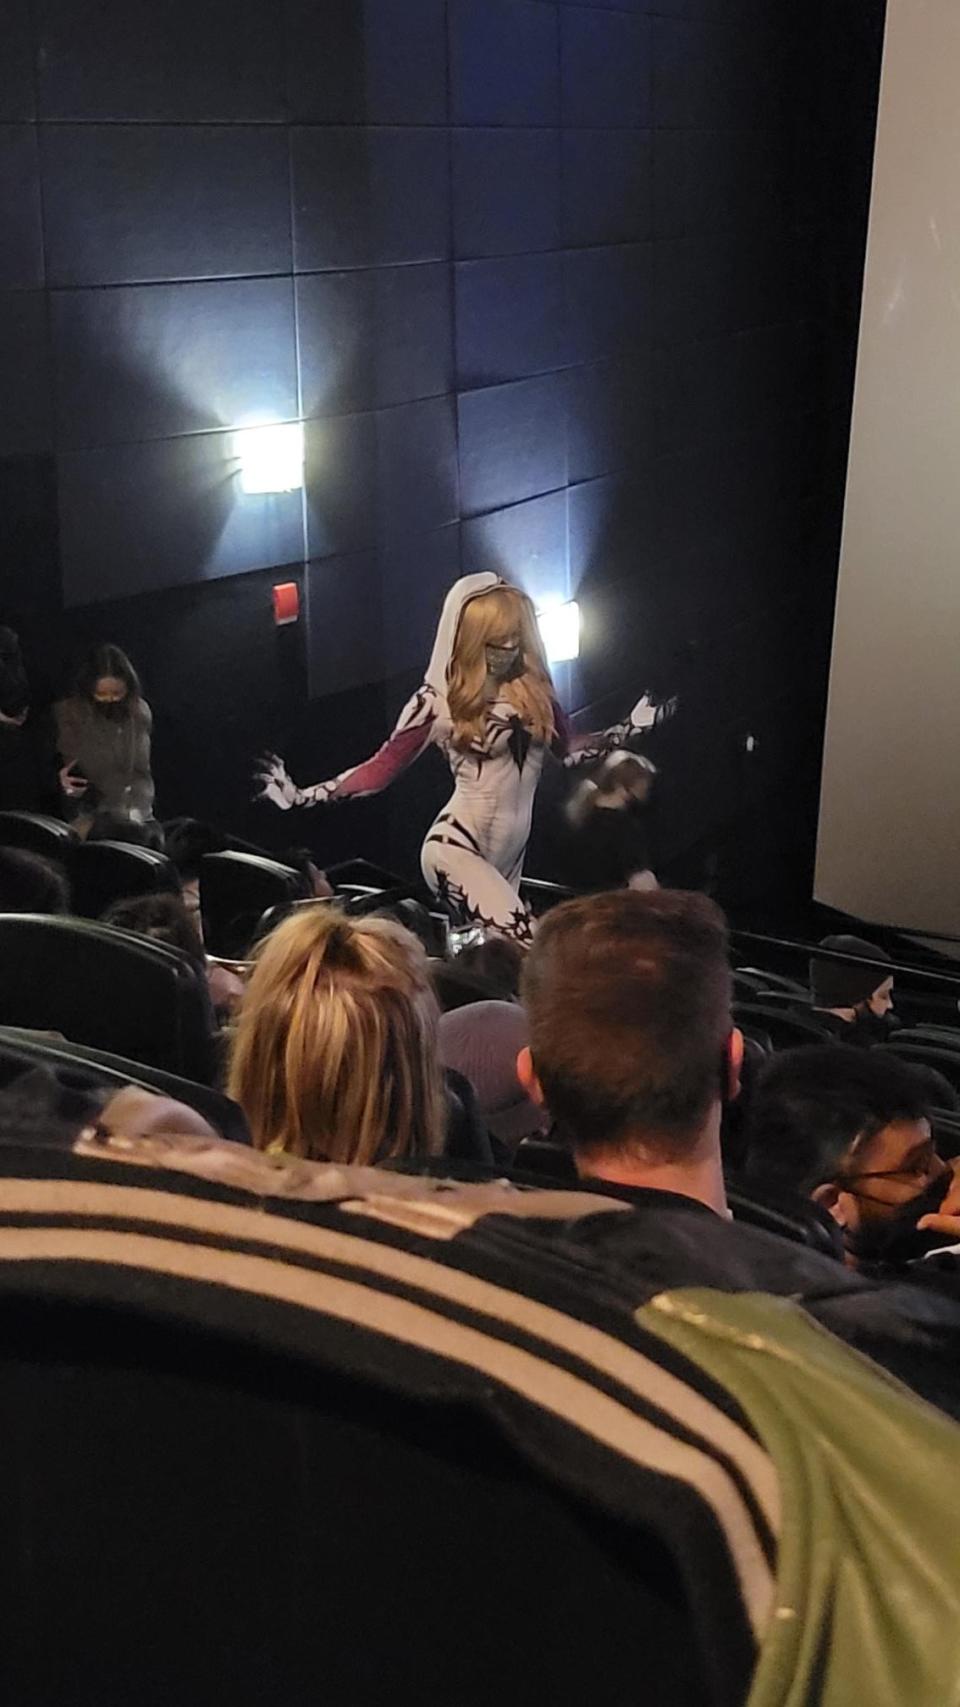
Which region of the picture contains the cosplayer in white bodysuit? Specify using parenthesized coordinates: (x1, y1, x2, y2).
(260, 574, 669, 944)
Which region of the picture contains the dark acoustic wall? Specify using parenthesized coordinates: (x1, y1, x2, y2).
(0, 0, 885, 905)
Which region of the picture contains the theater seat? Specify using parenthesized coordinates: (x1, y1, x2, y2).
(0, 1027, 248, 1145)
(734, 1002, 835, 1050)
(725, 1181, 844, 1260)
(325, 856, 405, 892)
(0, 1147, 948, 1706)
(71, 840, 180, 919)
(0, 915, 217, 1082)
(882, 1034, 960, 1094)
(201, 851, 308, 958)
(734, 967, 809, 999)
(0, 811, 75, 860)
(519, 875, 576, 916)
(0, 1145, 762, 1707)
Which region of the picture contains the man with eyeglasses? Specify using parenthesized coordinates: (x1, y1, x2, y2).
(744, 1045, 959, 1270)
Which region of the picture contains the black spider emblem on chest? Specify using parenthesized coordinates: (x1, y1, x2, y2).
(506, 715, 532, 774)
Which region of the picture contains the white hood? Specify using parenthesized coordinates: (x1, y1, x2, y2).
(424, 573, 503, 698)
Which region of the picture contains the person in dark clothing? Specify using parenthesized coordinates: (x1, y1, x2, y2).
(104, 892, 246, 1024)
(104, 892, 204, 969)
(519, 887, 738, 1212)
(0, 628, 64, 817)
(55, 643, 155, 826)
(163, 817, 228, 928)
(0, 847, 70, 915)
(455, 935, 525, 1002)
(809, 934, 896, 1045)
(517, 888, 960, 1418)
(743, 1045, 958, 1267)
(560, 750, 658, 892)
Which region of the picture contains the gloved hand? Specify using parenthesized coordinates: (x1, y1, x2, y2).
(628, 693, 678, 732)
(256, 754, 301, 811)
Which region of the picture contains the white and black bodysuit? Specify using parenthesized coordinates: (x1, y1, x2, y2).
(262, 574, 662, 943)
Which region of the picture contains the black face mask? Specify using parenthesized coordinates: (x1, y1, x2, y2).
(844, 1168, 952, 1266)
(93, 699, 128, 722)
(848, 1006, 900, 1045)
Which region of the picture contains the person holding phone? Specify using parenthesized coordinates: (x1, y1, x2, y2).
(55, 643, 155, 829)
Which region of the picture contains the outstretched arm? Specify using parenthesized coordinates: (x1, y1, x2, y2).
(553, 693, 677, 768)
(258, 685, 438, 811)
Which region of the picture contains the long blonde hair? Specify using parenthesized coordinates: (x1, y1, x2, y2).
(447, 584, 556, 751)
(228, 908, 446, 1164)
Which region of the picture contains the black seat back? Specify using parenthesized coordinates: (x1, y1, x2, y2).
(0, 811, 75, 860)
(735, 989, 814, 1011)
(735, 967, 809, 999)
(725, 1181, 844, 1260)
(0, 1026, 248, 1144)
(326, 857, 404, 892)
(71, 840, 180, 919)
(253, 894, 339, 949)
(733, 1002, 835, 1050)
(0, 1147, 748, 1707)
(201, 851, 307, 958)
(0, 915, 216, 1081)
(881, 1036, 960, 1095)
(890, 1024, 960, 1049)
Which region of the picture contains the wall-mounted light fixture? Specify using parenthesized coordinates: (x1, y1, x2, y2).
(235, 422, 304, 494)
(537, 598, 580, 664)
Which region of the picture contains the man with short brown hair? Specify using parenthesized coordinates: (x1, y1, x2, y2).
(519, 888, 742, 1213)
(515, 888, 960, 1420)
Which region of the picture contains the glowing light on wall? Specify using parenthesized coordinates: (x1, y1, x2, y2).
(537, 598, 580, 664)
(235, 422, 304, 494)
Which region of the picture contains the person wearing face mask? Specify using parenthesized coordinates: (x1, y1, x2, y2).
(744, 1045, 960, 1273)
(809, 934, 898, 1045)
(258, 575, 672, 944)
(0, 627, 64, 816)
(54, 643, 155, 831)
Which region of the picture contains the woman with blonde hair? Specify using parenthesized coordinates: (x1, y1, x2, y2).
(259, 574, 672, 944)
(228, 907, 445, 1164)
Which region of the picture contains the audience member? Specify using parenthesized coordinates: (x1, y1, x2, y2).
(228, 909, 445, 1165)
(104, 892, 204, 965)
(519, 889, 738, 1211)
(516, 888, 960, 1415)
(280, 845, 334, 899)
(104, 892, 245, 1019)
(744, 1046, 957, 1267)
(376, 898, 443, 958)
(809, 934, 896, 1044)
(430, 935, 526, 1013)
(164, 817, 228, 923)
(0, 627, 63, 816)
(561, 750, 659, 892)
(455, 936, 524, 1002)
(0, 847, 69, 915)
(86, 808, 166, 852)
(431, 958, 503, 1014)
(55, 643, 155, 826)
(438, 1000, 547, 1151)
